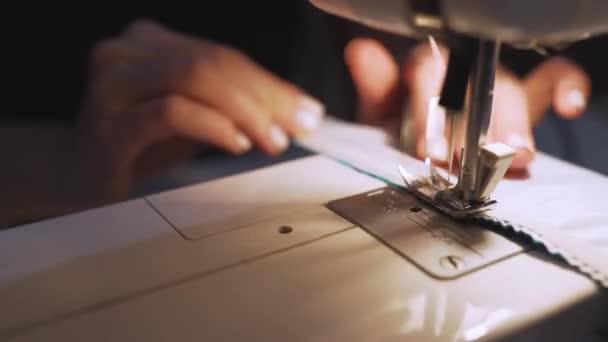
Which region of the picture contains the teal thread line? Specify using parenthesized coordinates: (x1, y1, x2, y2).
(335, 159, 403, 188)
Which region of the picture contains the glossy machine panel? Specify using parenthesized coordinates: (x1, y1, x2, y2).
(0, 156, 605, 341)
(146, 156, 376, 240)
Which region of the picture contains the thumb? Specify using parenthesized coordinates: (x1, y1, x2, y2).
(487, 66, 536, 170)
(344, 38, 402, 124)
(524, 56, 590, 124)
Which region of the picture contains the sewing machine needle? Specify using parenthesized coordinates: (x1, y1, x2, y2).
(447, 111, 456, 187)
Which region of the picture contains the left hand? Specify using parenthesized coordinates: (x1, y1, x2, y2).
(72, 20, 324, 204)
(344, 38, 591, 171)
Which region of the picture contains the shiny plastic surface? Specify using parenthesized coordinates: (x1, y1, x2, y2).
(309, 0, 608, 46)
(0, 154, 605, 341)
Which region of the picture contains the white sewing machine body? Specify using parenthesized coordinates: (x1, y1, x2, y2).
(1, 137, 606, 341)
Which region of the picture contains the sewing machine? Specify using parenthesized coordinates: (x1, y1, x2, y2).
(1, 1, 608, 341)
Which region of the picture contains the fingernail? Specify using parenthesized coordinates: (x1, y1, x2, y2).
(427, 136, 448, 161)
(506, 133, 535, 153)
(294, 96, 324, 131)
(566, 89, 585, 110)
(270, 125, 289, 150)
(235, 132, 252, 152)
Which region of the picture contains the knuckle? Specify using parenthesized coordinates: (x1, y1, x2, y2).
(231, 97, 266, 125)
(158, 95, 185, 128)
(208, 44, 238, 62)
(90, 38, 121, 66)
(227, 104, 267, 137)
(175, 43, 250, 91)
(268, 86, 303, 121)
(179, 48, 218, 82)
(246, 114, 270, 138)
(207, 44, 251, 70)
(217, 118, 237, 139)
(271, 77, 300, 97)
(176, 52, 216, 86)
(125, 18, 160, 36)
(187, 54, 214, 77)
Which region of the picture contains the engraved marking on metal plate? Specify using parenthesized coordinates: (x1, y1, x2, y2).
(326, 187, 526, 279)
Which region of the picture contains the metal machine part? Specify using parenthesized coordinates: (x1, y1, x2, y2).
(457, 40, 500, 201)
(436, 39, 515, 209)
(309, 0, 608, 48)
(327, 186, 525, 279)
(397, 134, 515, 219)
(398, 164, 497, 219)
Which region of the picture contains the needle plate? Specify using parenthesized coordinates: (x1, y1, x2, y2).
(327, 186, 526, 279)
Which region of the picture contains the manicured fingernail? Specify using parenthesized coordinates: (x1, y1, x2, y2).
(294, 96, 324, 131)
(270, 125, 289, 150)
(427, 136, 448, 161)
(235, 132, 252, 152)
(506, 133, 534, 153)
(566, 89, 585, 110)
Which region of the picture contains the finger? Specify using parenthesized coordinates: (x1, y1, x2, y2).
(174, 64, 292, 155)
(206, 46, 325, 137)
(208, 83, 292, 156)
(120, 24, 326, 138)
(101, 47, 313, 154)
(126, 95, 254, 158)
(552, 61, 590, 119)
(402, 42, 448, 160)
(524, 57, 590, 124)
(345, 38, 402, 124)
(487, 67, 535, 170)
(138, 62, 295, 155)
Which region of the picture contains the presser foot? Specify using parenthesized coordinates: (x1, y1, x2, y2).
(397, 142, 515, 219)
(398, 164, 496, 219)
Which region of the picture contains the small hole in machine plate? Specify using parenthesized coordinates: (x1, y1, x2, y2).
(278, 226, 293, 234)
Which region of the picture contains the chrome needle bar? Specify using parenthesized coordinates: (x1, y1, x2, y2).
(457, 40, 500, 201)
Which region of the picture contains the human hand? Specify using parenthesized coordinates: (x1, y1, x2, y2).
(71, 19, 325, 203)
(345, 38, 590, 171)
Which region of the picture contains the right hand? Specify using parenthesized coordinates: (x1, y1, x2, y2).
(345, 39, 590, 171)
(70, 19, 325, 204)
